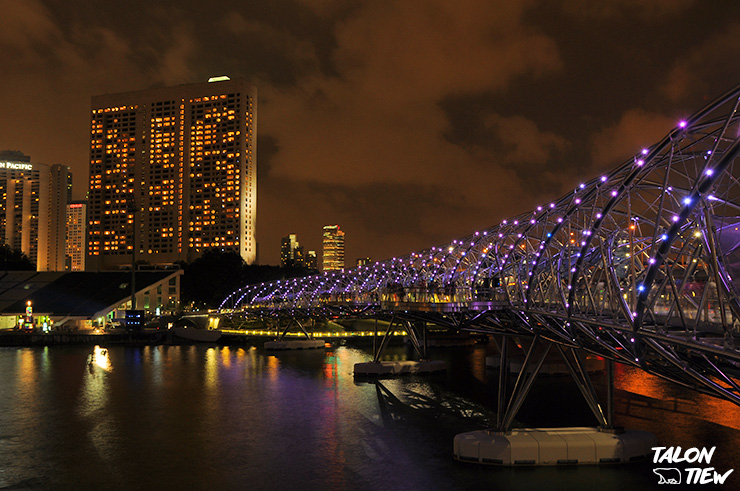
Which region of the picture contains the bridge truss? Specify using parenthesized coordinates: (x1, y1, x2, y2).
(221, 84, 740, 407)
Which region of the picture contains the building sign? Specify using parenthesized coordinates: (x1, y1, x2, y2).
(0, 161, 33, 171)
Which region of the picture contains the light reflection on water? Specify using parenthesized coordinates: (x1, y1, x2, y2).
(0, 343, 738, 490)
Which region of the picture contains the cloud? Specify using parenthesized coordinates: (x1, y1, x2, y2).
(480, 113, 568, 167)
(562, 0, 694, 20)
(661, 22, 740, 103)
(0, 0, 59, 57)
(589, 108, 675, 168)
(262, 0, 561, 188)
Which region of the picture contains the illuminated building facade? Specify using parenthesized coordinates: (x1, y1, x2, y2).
(66, 201, 86, 271)
(88, 77, 257, 270)
(0, 151, 71, 271)
(356, 257, 372, 267)
(306, 250, 318, 270)
(322, 225, 345, 271)
(280, 234, 305, 267)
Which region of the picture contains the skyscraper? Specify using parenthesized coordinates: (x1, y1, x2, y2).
(322, 225, 345, 271)
(87, 77, 257, 270)
(66, 201, 87, 271)
(0, 151, 71, 271)
(280, 234, 302, 267)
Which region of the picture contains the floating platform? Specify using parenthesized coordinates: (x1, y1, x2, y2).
(453, 427, 656, 466)
(354, 360, 447, 377)
(264, 339, 326, 350)
(485, 355, 605, 375)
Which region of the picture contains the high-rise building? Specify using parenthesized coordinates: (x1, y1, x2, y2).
(66, 201, 87, 271)
(322, 225, 345, 271)
(0, 151, 71, 271)
(280, 234, 302, 267)
(87, 77, 257, 270)
(306, 250, 318, 270)
(356, 257, 372, 267)
(47, 164, 73, 271)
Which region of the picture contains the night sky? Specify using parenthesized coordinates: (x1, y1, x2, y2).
(3, 1, 740, 266)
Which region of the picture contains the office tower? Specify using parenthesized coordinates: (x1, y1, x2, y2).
(66, 201, 87, 271)
(0, 151, 71, 271)
(88, 77, 257, 270)
(280, 234, 304, 267)
(306, 250, 318, 270)
(46, 165, 73, 271)
(322, 225, 345, 271)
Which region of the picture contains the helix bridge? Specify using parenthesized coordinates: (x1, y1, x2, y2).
(220, 83, 740, 425)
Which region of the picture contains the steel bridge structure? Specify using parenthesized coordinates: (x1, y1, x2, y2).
(220, 84, 740, 423)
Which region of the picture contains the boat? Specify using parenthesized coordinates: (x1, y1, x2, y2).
(170, 326, 222, 343)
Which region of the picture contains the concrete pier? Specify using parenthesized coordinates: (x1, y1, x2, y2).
(453, 427, 656, 466)
(354, 360, 447, 377)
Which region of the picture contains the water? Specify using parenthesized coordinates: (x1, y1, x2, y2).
(0, 342, 738, 490)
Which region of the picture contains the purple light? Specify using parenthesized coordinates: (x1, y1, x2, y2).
(672, 215, 679, 222)
(550, 203, 556, 208)
(579, 183, 585, 189)
(611, 190, 618, 197)
(575, 198, 581, 204)
(678, 120, 687, 128)
(641, 148, 649, 155)
(705, 169, 714, 176)
(601, 176, 607, 182)
(636, 159, 644, 166)
(596, 213, 602, 219)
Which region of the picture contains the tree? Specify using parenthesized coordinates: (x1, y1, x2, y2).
(0, 244, 35, 271)
(180, 250, 248, 309)
(179, 250, 318, 309)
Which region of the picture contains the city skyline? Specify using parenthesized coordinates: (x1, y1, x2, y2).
(3, 2, 740, 265)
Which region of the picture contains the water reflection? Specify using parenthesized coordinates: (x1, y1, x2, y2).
(1, 344, 738, 490)
(88, 345, 112, 373)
